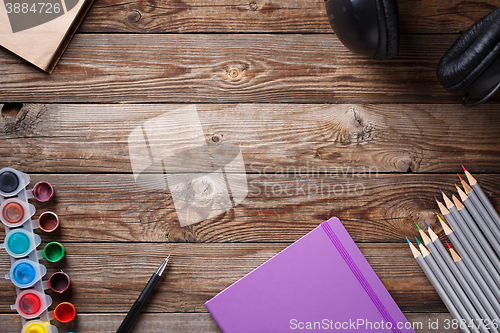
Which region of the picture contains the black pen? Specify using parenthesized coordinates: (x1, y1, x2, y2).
(116, 255, 171, 333)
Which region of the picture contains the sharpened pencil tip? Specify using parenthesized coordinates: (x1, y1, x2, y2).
(406, 237, 411, 245)
(434, 196, 440, 203)
(462, 165, 467, 172)
(446, 241, 452, 250)
(415, 222, 421, 231)
(415, 236, 421, 245)
(437, 214, 444, 222)
(423, 221, 429, 230)
(457, 173, 464, 182)
(439, 189, 444, 195)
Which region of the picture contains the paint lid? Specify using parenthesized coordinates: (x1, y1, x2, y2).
(0, 198, 34, 228)
(32, 181, 54, 202)
(38, 211, 59, 233)
(0, 167, 30, 197)
(43, 242, 64, 262)
(48, 271, 70, 293)
(13, 290, 51, 319)
(21, 320, 54, 333)
(3, 229, 40, 258)
(53, 302, 76, 323)
(0, 170, 19, 193)
(8, 258, 46, 289)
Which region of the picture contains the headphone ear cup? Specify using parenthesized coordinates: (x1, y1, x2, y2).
(437, 8, 500, 94)
(374, 0, 399, 60)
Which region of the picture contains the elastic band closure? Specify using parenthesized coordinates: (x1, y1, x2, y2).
(321, 222, 402, 333)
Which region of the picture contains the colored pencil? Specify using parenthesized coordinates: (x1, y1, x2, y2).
(424, 224, 499, 329)
(459, 173, 500, 243)
(447, 242, 500, 319)
(441, 190, 500, 279)
(452, 194, 500, 274)
(438, 215, 500, 301)
(456, 184, 500, 257)
(462, 166, 500, 231)
(416, 238, 479, 333)
(416, 225, 488, 331)
(407, 238, 470, 333)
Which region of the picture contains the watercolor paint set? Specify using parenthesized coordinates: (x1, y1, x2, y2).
(0, 168, 75, 333)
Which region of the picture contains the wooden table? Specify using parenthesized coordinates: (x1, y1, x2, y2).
(1, 0, 500, 332)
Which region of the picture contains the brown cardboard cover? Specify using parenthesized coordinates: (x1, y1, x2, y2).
(0, 0, 94, 73)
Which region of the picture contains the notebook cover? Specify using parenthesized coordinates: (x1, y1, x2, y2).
(205, 217, 415, 333)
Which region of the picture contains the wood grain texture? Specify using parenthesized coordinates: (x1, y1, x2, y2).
(0, 243, 447, 313)
(0, 313, 461, 333)
(1, 103, 500, 174)
(3, 34, 499, 104)
(0, 173, 496, 243)
(78, 0, 500, 34)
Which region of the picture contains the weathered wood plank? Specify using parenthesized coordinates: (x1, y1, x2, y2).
(0, 243, 446, 313)
(0, 173, 495, 243)
(2, 34, 496, 104)
(0, 313, 461, 333)
(79, 0, 500, 34)
(1, 104, 500, 174)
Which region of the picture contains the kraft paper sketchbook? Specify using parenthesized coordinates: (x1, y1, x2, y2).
(0, 0, 94, 72)
(205, 217, 415, 333)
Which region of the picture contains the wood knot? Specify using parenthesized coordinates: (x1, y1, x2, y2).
(227, 68, 239, 79)
(212, 134, 223, 143)
(249, 2, 258, 10)
(127, 10, 142, 23)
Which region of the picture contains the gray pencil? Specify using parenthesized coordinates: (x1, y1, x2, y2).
(456, 184, 500, 257)
(423, 226, 499, 331)
(451, 194, 500, 274)
(437, 200, 500, 293)
(407, 239, 470, 333)
(449, 245, 500, 320)
(439, 216, 500, 314)
(418, 240, 480, 333)
(460, 175, 500, 245)
(442, 191, 500, 278)
(463, 167, 500, 231)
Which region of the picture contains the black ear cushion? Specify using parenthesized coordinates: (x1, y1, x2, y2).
(437, 8, 500, 93)
(374, 0, 400, 60)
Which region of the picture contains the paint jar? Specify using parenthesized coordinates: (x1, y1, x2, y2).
(0, 198, 35, 228)
(12, 289, 52, 319)
(53, 302, 76, 323)
(7, 258, 47, 289)
(2, 229, 41, 258)
(48, 271, 70, 293)
(21, 320, 58, 333)
(0, 167, 30, 197)
(32, 181, 54, 202)
(38, 212, 59, 232)
(42, 242, 64, 262)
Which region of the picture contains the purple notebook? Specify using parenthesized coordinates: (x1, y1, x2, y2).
(205, 217, 415, 333)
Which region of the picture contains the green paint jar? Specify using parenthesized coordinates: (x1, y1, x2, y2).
(42, 242, 64, 262)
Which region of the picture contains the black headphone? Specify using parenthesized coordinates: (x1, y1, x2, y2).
(325, 1, 500, 106)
